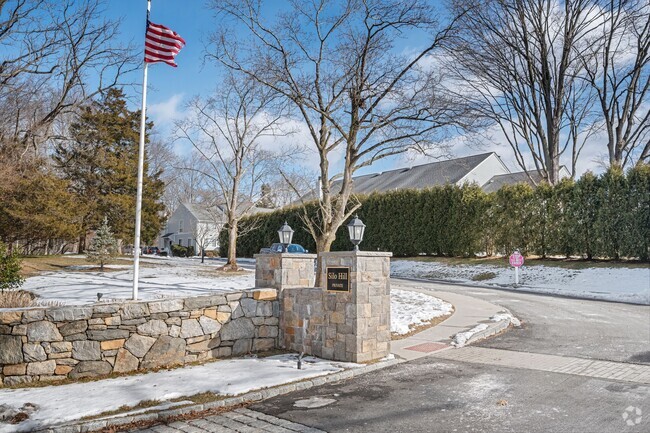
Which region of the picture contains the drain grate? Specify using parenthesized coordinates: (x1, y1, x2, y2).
(404, 342, 449, 353)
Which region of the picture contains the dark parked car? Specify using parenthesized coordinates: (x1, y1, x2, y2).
(259, 243, 308, 254)
(143, 246, 159, 255)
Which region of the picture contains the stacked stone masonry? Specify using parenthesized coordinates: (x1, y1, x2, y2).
(0, 288, 279, 386)
(254, 253, 316, 290)
(281, 252, 392, 363)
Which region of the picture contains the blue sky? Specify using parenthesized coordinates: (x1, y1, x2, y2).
(106, 0, 606, 179)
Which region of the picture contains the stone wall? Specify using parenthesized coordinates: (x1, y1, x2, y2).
(282, 251, 392, 363)
(254, 253, 316, 290)
(0, 289, 279, 386)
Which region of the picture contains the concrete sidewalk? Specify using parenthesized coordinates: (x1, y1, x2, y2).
(390, 280, 513, 361)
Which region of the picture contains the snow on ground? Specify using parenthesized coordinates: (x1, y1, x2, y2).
(391, 260, 650, 305)
(20, 256, 255, 305)
(0, 354, 359, 433)
(451, 324, 489, 348)
(390, 289, 453, 335)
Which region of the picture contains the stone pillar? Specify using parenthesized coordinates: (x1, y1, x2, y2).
(254, 253, 317, 290)
(281, 251, 392, 363)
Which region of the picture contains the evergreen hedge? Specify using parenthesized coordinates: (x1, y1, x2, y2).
(220, 166, 650, 260)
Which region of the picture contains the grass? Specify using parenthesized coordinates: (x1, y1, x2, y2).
(0, 290, 64, 308)
(397, 255, 649, 270)
(0, 290, 35, 308)
(472, 271, 498, 281)
(20, 255, 134, 278)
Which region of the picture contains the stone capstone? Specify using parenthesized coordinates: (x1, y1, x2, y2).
(120, 303, 149, 320)
(72, 340, 101, 361)
(22, 343, 46, 362)
(0, 311, 22, 325)
(220, 318, 255, 341)
(140, 336, 186, 369)
(21, 309, 45, 323)
(46, 307, 92, 322)
(147, 299, 184, 314)
(252, 289, 278, 301)
(124, 334, 156, 358)
(26, 321, 63, 342)
(69, 361, 112, 379)
(0, 335, 23, 364)
(113, 348, 139, 373)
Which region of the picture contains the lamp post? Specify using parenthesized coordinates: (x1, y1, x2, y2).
(277, 221, 294, 253)
(347, 214, 366, 251)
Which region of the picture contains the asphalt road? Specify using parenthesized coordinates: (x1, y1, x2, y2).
(251, 356, 649, 433)
(246, 279, 650, 433)
(393, 278, 650, 364)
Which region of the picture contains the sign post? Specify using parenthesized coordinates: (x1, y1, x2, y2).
(509, 249, 524, 286)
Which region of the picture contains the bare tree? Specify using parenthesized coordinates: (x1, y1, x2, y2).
(447, 0, 605, 183)
(582, 0, 649, 167)
(192, 216, 222, 264)
(175, 74, 289, 271)
(208, 0, 468, 282)
(0, 0, 136, 166)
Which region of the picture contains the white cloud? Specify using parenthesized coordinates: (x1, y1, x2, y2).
(148, 93, 186, 130)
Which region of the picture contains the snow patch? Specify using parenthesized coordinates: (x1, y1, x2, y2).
(0, 354, 359, 433)
(390, 289, 453, 335)
(490, 312, 521, 327)
(391, 260, 650, 305)
(451, 323, 489, 348)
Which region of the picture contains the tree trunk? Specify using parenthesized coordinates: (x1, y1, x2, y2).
(314, 233, 335, 287)
(223, 221, 238, 271)
(201, 249, 205, 264)
(78, 234, 86, 254)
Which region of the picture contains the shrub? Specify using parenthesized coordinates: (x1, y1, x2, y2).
(220, 167, 650, 261)
(0, 242, 24, 292)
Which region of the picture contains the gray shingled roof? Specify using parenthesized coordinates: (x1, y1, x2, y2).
(481, 171, 545, 193)
(331, 152, 495, 195)
(183, 203, 223, 222)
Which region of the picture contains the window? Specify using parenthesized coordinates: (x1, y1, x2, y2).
(178, 239, 182, 246)
(178, 219, 184, 232)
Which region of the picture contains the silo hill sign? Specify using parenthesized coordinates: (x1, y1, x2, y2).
(326, 267, 350, 292)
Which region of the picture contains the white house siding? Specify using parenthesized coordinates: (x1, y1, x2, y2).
(158, 203, 223, 253)
(457, 153, 510, 187)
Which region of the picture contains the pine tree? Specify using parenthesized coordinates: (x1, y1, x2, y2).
(0, 241, 23, 292)
(54, 88, 165, 252)
(86, 217, 118, 271)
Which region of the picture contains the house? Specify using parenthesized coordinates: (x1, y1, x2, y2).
(481, 166, 572, 193)
(158, 203, 224, 253)
(324, 152, 569, 196)
(158, 202, 276, 254)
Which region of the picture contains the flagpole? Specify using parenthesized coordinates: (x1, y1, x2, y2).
(132, 0, 151, 300)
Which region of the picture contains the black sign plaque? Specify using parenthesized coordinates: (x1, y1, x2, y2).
(326, 267, 350, 292)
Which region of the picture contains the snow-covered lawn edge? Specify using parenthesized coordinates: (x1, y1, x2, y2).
(0, 354, 361, 433)
(392, 260, 650, 305)
(390, 289, 453, 336)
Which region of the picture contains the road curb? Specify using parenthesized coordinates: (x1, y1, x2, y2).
(464, 318, 511, 346)
(35, 358, 404, 433)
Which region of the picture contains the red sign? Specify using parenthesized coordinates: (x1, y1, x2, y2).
(509, 251, 524, 267)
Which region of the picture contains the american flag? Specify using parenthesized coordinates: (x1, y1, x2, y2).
(144, 21, 186, 67)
